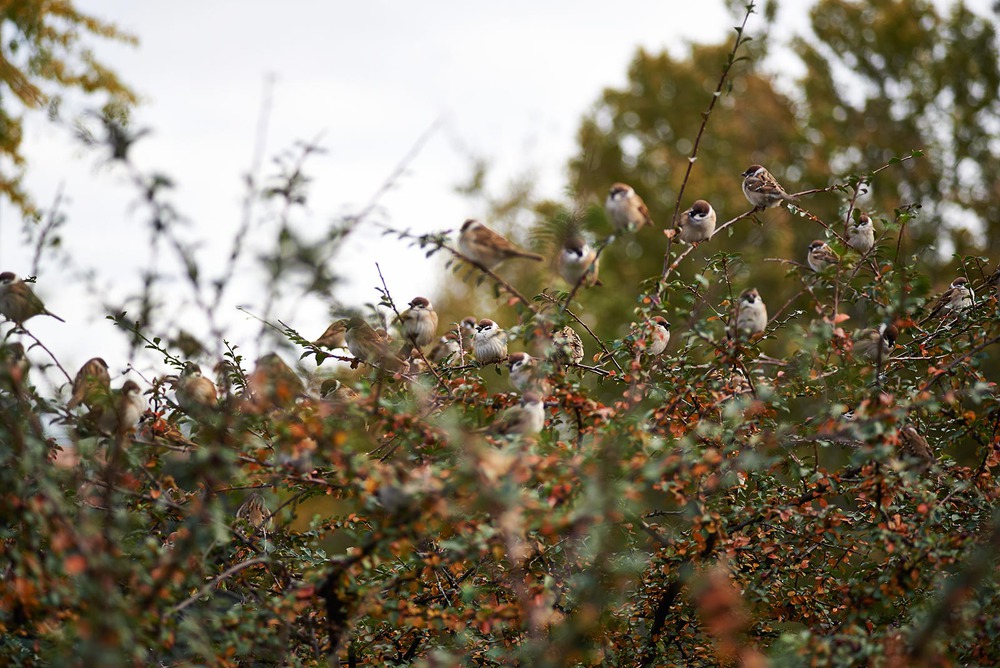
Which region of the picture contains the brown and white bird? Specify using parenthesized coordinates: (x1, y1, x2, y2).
(0, 272, 65, 328)
(740, 165, 796, 209)
(676, 199, 717, 244)
(807, 240, 840, 272)
(397, 297, 438, 353)
(236, 491, 272, 531)
(246, 353, 305, 410)
(847, 213, 876, 254)
(897, 424, 934, 468)
(633, 316, 671, 357)
(97, 379, 146, 436)
(473, 319, 508, 365)
(175, 362, 218, 412)
(345, 317, 407, 372)
(729, 289, 768, 338)
(488, 392, 546, 437)
(429, 332, 463, 364)
(319, 377, 360, 404)
(0, 342, 29, 391)
(605, 183, 653, 232)
(557, 236, 601, 288)
(313, 319, 348, 349)
(458, 219, 544, 270)
(854, 324, 898, 362)
(66, 357, 111, 410)
(459, 317, 478, 351)
(508, 352, 551, 395)
(550, 326, 584, 365)
(923, 278, 974, 322)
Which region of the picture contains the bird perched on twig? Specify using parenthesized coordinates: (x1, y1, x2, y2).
(459, 317, 478, 351)
(0, 342, 29, 391)
(897, 424, 934, 469)
(174, 362, 218, 412)
(922, 278, 974, 323)
(487, 392, 546, 438)
(397, 297, 438, 357)
(67, 357, 111, 410)
(458, 219, 544, 269)
(630, 317, 671, 359)
(740, 165, 796, 210)
(729, 289, 767, 339)
(807, 240, 840, 272)
(854, 324, 898, 363)
(508, 352, 552, 396)
(429, 332, 462, 364)
(675, 199, 717, 244)
(96, 379, 146, 437)
(313, 319, 348, 350)
(550, 326, 584, 366)
(557, 236, 601, 288)
(605, 183, 653, 232)
(345, 317, 407, 373)
(0, 272, 65, 328)
(847, 213, 876, 254)
(473, 319, 508, 366)
(236, 491, 272, 532)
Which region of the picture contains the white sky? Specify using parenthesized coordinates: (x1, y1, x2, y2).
(4, 1, 987, 395)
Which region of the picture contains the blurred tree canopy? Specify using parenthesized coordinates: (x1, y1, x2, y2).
(0, 0, 137, 213)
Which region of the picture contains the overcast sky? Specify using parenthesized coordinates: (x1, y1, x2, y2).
(6, 1, 983, 396)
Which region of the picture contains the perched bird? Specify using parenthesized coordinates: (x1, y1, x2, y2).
(473, 319, 508, 365)
(508, 352, 551, 395)
(923, 278, 974, 322)
(459, 317, 478, 351)
(987, 265, 1000, 301)
(632, 316, 671, 357)
(807, 240, 840, 272)
(313, 319, 348, 349)
(0, 272, 65, 328)
(605, 183, 653, 232)
(344, 317, 407, 372)
(854, 324, 898, 362)
(0, 342, 29, 390)
(236, 491, 271, 531)
(550, 326, 584, 365)
(847, 213, 876, 254)
(319, 377, 359, 403)
(488, 392, 546, 437)
(458, 219, 544, 269)
(97, 379, 146, 436)
(740, 165, 796, 209)
(557, 236, 601, 288)
(676, 199, 717, 244)
(729, 289, 768, 338)
(66, 357, 111, 410)
(429, 332, 462, 364)
(397, 296, 438, 354)
(174, 362, 218, 412)
(246, 353, 305, 410)
(897, 424, 935, 468)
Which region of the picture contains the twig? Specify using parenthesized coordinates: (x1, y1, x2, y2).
(537, 292, 623, 374)
(662, 208, 757, 280)
(20, 327, 72, 383)
(168, 557, 270, 615)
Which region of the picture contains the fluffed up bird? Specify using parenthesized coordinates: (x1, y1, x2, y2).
(550, 326, 584, 365)
(97, 379, 146, 437)
(458, 219, 544, 269)
(236, 491, 272, 531)
(922, 277, 974, 322)
(473, 319, 508, 365)
(0, 342, 29, 391)
(397, 297, 438, 356)
(605, 183, 653, 232)
(740, 165, 796, 209)
(897, 424, 935, 469)
(807, 240, 840, 272)
(459, 316, 478, 351)
(508, 352, 552, 396)
(847, 213, 876, 254)
(675, 199, 717, 244)
(729, 289, 768, 338)
(487, 392, 546, 437)
(854, 324, 898, 363)
(313, 319, 348, 349)
(557, 236, 601, 288)
(67, 357, 111, 410)
(175, 362, 218, 412)
(345, 316, 407, 373)
(246, 353, 305, 411)
(0, 272, 65, 328)
(429, 332, 462, 364)
(630, 316, 671, 358)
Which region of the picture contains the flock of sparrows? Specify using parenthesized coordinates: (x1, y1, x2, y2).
(2, 164, 998, 447)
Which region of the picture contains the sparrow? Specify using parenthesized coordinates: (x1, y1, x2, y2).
(987, 266, 1000, 301)
(807, 240, 840, 272)
(0, 272, 65, 328)
(473, 319, 508, 365)
(605, 183, 653, 232)
(429, 332, 462, 364)
(854, 324, 898, 362)
(550, 326, 584, 365)
(459, 317, 478, 351)
(557, 236, 601, 288)
(740, 165, 796, 209)
(397, 296, 438, 352)
(458, 219, 544, 270)
(897, 424, 934, 468)
(675, 199, 717, 244)
(236, 491, 272, 531)
(923, 277, 974, 322)
(66, 357, 111, 410)
(345, 316, 407, 372)
(97, 379, 146, 436)
(847, 213, 876, 254)
(313, 319, 348, 349)
(729, 289, 768, 338)
(246, 353, 305, 410)
(0, 342, 29, 391)
(508, 352, 551, 395)
(174, 362, 218, 411)
(488, 392, 545, 437)
(319, 377, 359, 402)
(631, 316, 671, 357)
